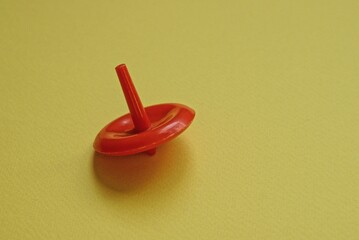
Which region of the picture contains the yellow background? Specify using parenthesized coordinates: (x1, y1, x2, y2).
(1, 0, 358, 239)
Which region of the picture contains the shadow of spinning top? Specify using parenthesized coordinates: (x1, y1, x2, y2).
(93, 64, 195, 156)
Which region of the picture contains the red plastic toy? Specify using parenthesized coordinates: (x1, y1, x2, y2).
(93, 64, 195, 156)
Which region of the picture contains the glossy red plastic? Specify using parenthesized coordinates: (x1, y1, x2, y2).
(93, 64, 195, 156)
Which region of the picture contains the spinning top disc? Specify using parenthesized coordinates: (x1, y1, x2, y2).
(93, 64, 195, 156)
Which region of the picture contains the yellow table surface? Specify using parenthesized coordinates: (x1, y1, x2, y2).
(1, 0, 358, 239)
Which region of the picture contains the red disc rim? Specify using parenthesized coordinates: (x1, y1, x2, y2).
(93, 103, 195, 156)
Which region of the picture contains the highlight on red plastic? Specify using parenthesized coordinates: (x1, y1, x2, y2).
(93, 64, 195, 156)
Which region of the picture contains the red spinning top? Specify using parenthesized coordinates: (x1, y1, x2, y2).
(93, 64, 195, 156)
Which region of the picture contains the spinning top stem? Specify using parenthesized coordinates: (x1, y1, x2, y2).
(115, 64, 151, 133)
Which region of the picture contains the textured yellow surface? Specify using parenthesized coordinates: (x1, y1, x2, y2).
(1, 0, 359, 239)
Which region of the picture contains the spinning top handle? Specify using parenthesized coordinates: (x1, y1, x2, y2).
(115, 64, 152, 133)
